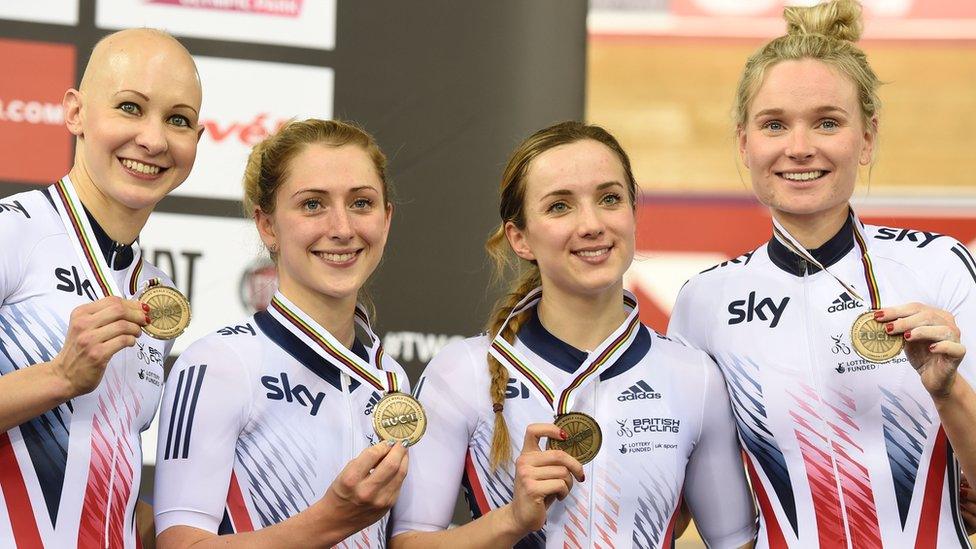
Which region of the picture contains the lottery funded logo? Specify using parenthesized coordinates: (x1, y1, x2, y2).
(615, 416, 680, 454)
(830, 333, 907, 374)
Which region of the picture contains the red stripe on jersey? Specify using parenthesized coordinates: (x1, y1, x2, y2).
(0, 432, 43, 547)
(915, 427, 948, 549)
(463, 452, 490, 515)
(746, 457, 787, 549)
(793, 430, 846, 549)
(227, 470, 254, 532)
(661, 494, 682, 547)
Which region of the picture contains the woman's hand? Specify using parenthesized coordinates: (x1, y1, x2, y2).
(877, 303, 966, 400)
(319, 439, 409, 539)
(504, 423, 585, 535)
(51, 296, 149, 397)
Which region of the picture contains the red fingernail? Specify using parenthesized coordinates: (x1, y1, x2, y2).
(904, 331, 911, 340)
(144, 314, 151, 324)
(581, 473, 586, 482)
(559, 429, 568, 441)
(929, 343, 937, 352)
(874, 310, 884, 320)
(142, 303, 150, 312)
(885, 323, 894, 334)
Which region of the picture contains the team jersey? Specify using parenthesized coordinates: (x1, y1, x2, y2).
(392, 309, 756, 548)
(669, 215, 976, 548)
(0, 189, 173, 548)
(153, 309, 409, 547)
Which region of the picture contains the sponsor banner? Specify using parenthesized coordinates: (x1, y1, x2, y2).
(96, 0, 336, 50)
(0, 39, 74, 184)
(0, 1, 79, 25)
(139, 212, 264, 355)
(174, 56, 333, 199)
(589, 0, 976, 39)
(626, 193, 976, 332)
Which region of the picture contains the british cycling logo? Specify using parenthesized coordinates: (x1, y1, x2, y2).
(831, 335, 906, 374)
(727, 292, 790, 327)
(615, 417, 679, 454)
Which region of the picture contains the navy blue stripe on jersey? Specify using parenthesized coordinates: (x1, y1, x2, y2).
(413, 376, 427, 399)
(254, 310, 368, 393)
(879, 387, 930, 528)
(164, 365, 208, 460)
(0, 302, 71, 524)
(218, 510, 233, 535)
(946, 443, 972, 548)
(181, 364, 208, 459)
(723, 355, 799, 536)
(516, 309, 650, 379)
(951, 244, 976, 285)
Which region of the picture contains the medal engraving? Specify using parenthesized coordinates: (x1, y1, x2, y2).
(373, 392, 427, 445)
(547, 412, 602, 465)
(850, 311, 903, 363)
(140, 285, 191, 340)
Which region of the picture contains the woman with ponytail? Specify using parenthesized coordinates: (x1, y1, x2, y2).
(669, 1, 976, 546)
(391, 121, 756, 548)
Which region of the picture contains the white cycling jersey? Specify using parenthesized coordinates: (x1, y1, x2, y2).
(0, 188, 172, 548)
(153, 305, 409, 547)
(669, 214, 976, 548)
(392, 308, 756, 548)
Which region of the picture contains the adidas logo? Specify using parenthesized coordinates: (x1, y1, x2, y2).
(364, 391, 382, 415)
(617, 380, 662, 401)
(827, 292, 863, 313)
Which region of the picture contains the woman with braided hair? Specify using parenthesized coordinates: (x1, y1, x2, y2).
(391, 121, 756, 548)
(669, 0, 976, 546)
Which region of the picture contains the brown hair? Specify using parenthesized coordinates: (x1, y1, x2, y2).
(734, 0, 881, 132)
(485, 121, 637, 468)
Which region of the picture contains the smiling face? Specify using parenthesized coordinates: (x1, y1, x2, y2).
(65, 30, 203, 213)
(738, 58, 875, 225)
(505, 139, 636, 300)
(256, 143, 392, 308)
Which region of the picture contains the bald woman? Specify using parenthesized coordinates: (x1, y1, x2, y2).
(0, 29, 202, 548)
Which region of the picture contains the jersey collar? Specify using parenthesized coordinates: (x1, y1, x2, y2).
(767, 214, 855, 277)
(254, 310, 369, 392)
(516, 308, 651, 381)
(43, 187, 135, 271)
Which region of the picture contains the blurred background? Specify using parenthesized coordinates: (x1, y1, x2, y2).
(1, 1, 974, 546)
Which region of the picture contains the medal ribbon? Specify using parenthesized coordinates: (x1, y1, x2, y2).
(267, 291, 399, 393)
(489, 288, 642, 415)
(50, 177, 142, 299)
(771, 208, 881, 308)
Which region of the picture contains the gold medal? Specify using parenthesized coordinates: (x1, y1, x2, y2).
(140, 285, 191, 340)
(850, 311, 903, 363)
(547, 412, 602, 465)
(372, 392, 427, 445)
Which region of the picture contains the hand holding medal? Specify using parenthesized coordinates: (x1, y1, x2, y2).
(874, 303, 966, 399)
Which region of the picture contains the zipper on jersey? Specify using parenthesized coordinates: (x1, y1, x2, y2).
(341, 372, 356, 461)
(800, 259, 855, 548)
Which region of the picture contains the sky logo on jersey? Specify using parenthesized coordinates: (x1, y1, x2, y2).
(364, 391, 381, 415)
(0, 200, 29, 218)
(727, 292, 790, 328)
(217, 322, 256, 336)
(505, 378, 530, 399)
(827, 292, 863, 313)
(617, 380, 661, 401)
(261, 373, 326, 416)
(874, 227, 943, 248)
(55, 266, 96, 301)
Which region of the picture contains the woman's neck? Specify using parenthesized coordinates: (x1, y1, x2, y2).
(279, 279, 358, 349)
(536, 283, 627, 352)
(773, 203, 850, 250)
(68, 165, 149, 244)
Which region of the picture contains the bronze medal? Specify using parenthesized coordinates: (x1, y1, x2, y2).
(547, 412, 602, 465)
(140, 285, 191, 340)
(372, 392, 427, 445)
(850, 310, 903, 363)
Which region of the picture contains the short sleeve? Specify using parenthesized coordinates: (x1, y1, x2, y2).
(934, 239, 976, 385)
(683, 353, 757, 547)
(391, 339, 485, 536)
(153, 336, 253, 535)
(0, 196, 35, 303)
(668, 278, 711, 352)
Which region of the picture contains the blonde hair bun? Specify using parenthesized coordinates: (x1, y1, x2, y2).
(784, 0, 863, 43)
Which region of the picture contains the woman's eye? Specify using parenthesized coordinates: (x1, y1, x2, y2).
(302, 199, 321, 212)
(168, 114, 191, 128)
(119, 102, 141, 115)
(820, 119, 839, 130)
(601, 193, 622, 206)
(547, 201, 568, 214)
(352, 198, 373, 209)
(762, 121, 784, 132)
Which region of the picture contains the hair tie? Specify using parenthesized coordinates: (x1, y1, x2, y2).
(492, 403, 504, 413)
